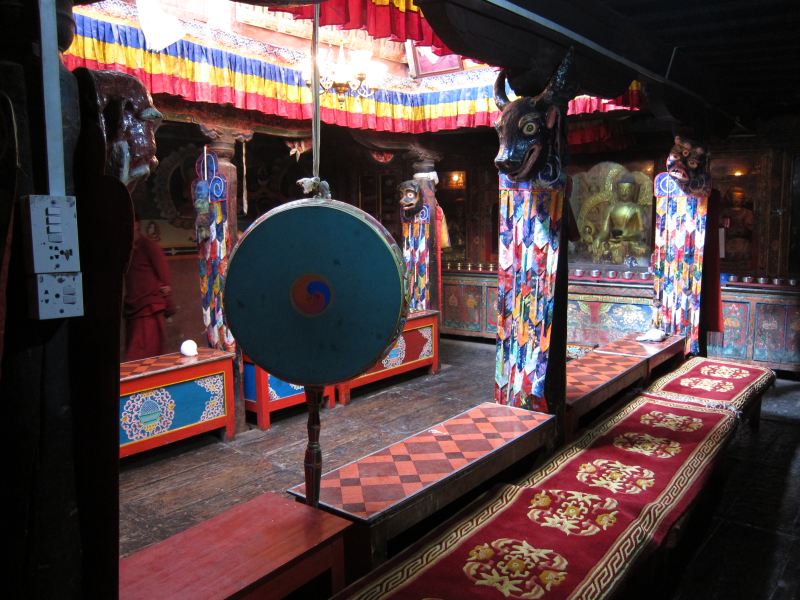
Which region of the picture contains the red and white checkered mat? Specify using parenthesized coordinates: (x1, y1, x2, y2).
(566, 353, 644, 403)
(289, 403, 553, 520)
(120, 348, 233, 381)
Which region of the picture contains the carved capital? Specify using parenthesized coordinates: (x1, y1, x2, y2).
(198, 123, 254, 146)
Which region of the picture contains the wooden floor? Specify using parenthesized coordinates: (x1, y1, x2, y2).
(120, 337, 496, 556)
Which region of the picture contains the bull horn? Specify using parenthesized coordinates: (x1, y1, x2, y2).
(541, 46, 574, 102)
(493, 70, 510, 110)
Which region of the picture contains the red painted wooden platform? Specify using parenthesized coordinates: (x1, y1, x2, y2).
(289, 402, 555, 566)
(119, 348, 235, 457)
(120, 492, 351, 600)
(335, 310, 439, 405)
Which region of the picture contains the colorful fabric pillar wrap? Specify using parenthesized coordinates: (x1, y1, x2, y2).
(652, 173, 709, 355)
(401, 201, 429, 312)
(495, 174, 564, 412)
(194, 151, 235, 352)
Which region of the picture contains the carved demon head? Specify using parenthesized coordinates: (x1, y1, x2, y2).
(90, 71, 163, 191)
(666, 135, 711, 194)
(398, 179, 423, 216)
(493, 49, 573, 184)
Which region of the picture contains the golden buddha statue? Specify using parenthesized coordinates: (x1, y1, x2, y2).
(572, 162, 652, 265)
(592, 175, 648, 263)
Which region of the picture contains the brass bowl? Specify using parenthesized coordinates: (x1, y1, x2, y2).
(574, 268, 585, 277)
(590, 269, 602, 277)
(742, 276, 754, 283)
(622, 271, 634, 279)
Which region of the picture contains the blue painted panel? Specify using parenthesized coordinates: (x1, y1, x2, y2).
(243, 362, 256, 400)
(268, 375, 304, 401)
(120, 373, 226, 445)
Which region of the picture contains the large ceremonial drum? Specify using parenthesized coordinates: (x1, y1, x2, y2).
(224, 199, 407, 386)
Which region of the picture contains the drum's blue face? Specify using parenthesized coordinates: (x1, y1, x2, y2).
(224, 199, 407, 386)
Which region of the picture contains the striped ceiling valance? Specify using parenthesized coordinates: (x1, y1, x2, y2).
(64, 7, 639, 135)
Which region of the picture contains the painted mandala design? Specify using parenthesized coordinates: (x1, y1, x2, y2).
(463, 538, 568, 599)
(382, 334, 406, 368)
(268, 385, 280, 401)
(699, 364, 750, 379)
(576, 460, 655, 495)
(120, 388, 175, 441)
(640, 410, 702, 432)
(527, 489, 619, 536)
(679, 377, 734, 393)
(419, 326, 434, 359)
(613, 432, 682, 458)
(197, 375, 225, 421)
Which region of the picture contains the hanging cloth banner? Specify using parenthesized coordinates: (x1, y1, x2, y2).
(401, 203, 430, 312)
(63, 7, 640, 135)
(652, 173, 709, 355)
(193, 149, 235, 352)
(273, 0, 451, 55)
(495, 175, 564, 413)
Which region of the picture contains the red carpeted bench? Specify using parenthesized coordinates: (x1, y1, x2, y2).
(643, 356, 775, 427)
(336, 356, 775, 599)
(120, 492, 351, 600)
(338, 394, 738, 599)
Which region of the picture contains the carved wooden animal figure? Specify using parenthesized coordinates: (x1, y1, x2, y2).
(493, 48, 573, 186)
(666, 135, 711, 196)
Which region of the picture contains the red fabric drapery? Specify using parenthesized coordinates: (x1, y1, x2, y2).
(273, 0, 451, 55)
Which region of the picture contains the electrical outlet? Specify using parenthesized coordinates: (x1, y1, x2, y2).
(22, 194, 81, 274)
(22, 195, 84, 319)
(28, 272, 84, 319)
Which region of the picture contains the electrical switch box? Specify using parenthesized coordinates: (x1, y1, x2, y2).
(22, 195, 81, 273)
(22, 195, 84, 319)
(27, 272, 84, 319)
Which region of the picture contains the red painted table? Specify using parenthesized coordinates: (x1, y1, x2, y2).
(119, 348, 235, 458)
(242, 354, 334, 430)
(289, 402, 555, 566)
(335, 309, 439, 405)
(120, 492, 351, 599)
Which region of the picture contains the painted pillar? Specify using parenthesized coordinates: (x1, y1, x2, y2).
(495, 176, 565, 413)
(196, 126, 252, 433)
(653, 173, 710, 354)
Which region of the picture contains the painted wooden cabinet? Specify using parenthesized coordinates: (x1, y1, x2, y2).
(442, 270, 800, 372)
(336, 310, 439, 404)
(119, 348, 235, 458)
(709, 285, 800, 371)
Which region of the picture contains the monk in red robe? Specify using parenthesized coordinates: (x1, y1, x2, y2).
(124, 217, 173, 360)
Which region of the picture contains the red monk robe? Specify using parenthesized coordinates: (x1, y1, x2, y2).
(124, 230, 173, 361)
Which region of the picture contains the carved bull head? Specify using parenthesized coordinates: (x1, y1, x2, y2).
(398, 179, 423, 216)
(493, 49, 573, 185)
(666, 135, 711, 195)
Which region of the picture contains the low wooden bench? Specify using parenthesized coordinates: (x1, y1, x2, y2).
(336, 357, 775, 600)
(564, 334, 685, 438)
(288, 402, 555, 569)
(120, 492, 351, 599)
(336, 393, 742, 599)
